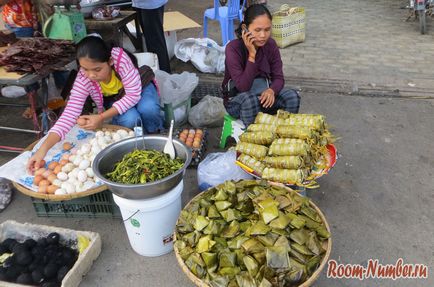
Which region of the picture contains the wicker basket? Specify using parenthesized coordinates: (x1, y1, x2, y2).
(13, 124, 131, 201)
(173, 181, 332, 287)
(272, 5, 306, 48)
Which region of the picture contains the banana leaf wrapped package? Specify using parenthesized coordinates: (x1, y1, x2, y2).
(276, 112, 326, 131)
(239, 131, 275, 145)
(268, 141, 310, 157)
(262, 167, 307, 184)
(263, 155, 305, 169)
(175, 180, 331, 287)
(247, 124, 276, 133)
(276, 126, 319, 141)
(237, 154, 266, 176)
(236, 142, 268, 159)
(254, 112, 279, 125)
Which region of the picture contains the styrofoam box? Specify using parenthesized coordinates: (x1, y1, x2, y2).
(0, 220, 102, 287)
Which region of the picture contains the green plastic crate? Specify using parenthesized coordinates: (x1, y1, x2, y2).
(31, 190, 121, 219)
(161, 96, 191, 128)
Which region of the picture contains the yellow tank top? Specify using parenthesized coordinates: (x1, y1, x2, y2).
(99, 70, 123, 97)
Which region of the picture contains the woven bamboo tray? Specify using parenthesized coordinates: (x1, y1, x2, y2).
(173, 181, 332, 287)
(13, 125, 131, 202)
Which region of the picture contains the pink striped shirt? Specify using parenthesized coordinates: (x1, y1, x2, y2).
(50, 47, 142, 140)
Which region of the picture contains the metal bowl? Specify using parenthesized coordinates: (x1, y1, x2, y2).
(92, 135, 192, 199)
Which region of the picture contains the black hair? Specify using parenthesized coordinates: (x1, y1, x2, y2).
(235, 4, 272, 39)
(76, 36, 138, 68)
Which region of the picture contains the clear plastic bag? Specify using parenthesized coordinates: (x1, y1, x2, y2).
(188, 95, 226, 128)
(197, 150, 253, 191)
(175, 38, 225, 74)
(0, 178, 12, 212)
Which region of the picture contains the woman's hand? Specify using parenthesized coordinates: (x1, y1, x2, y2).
(27, 149, 47, 174)
(78, 114, 103, 130)
(259, 88, 275, 108)
(242, 30, 257, 61)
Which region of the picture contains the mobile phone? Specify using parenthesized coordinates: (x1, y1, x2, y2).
(242, 25, 249, 34)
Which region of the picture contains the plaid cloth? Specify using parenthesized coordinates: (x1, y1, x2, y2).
(225, 78, 300, 126)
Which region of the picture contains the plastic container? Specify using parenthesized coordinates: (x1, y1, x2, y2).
(134, 52, 159, 70)
(112, 180, 184, 257)
(161, 96, 192, 128)
(31, 189, 121, 218)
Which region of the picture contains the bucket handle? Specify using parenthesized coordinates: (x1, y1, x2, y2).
(123, 209, 140, 222)
(134, 117, 146, 150)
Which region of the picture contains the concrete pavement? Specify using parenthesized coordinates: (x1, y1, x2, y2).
(1, 0, 434, 286)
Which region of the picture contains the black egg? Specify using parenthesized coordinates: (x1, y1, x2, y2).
(0, 244, 8, 255)
(2, 238, 18, 252)
(46, 233, 60, 245)
(31, 245, 45, 259)
(16, 273, 33, 285)
(43, 263, 59, 279)
(3, 256, 15, 268)
(24, 239, 37, 249)
(37, 238, 48, 247)
(12, 243, 29, 254)
(5, 265, 21, 281)
(15, 251, 33, 265)
(41, 281, 60, 287)
(57, 265, 69, 282)
(31, 269, 45, 284)
(28, 260, 39, 272)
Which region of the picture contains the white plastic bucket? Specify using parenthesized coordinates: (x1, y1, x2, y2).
(112, 180, 183, 257)
(134, 52, 159, 71)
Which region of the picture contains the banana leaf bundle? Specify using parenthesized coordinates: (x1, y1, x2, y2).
(262, 168, 307, 184)
(175, 180, 331, 287)
(268, 141, 310, 157)
(263, 156, 305, 169)
(275, 126, 318, 142)
(254, 112, 279, 125)
(236, 142, 268, 159)
(247, 124, 276, 133)
(276, 111, 326, 131)
(238, 154, 266, 176)
(239, 131, 275, 145)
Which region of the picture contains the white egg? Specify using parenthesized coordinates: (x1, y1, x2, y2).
(91, 145, 101, 155)
(128, 130, 135, 137)
(77, 170, 87, 182)
(82, 181, 95, 190)
(117, 129, 129, 138)
(97, 137, 107, 147)
(104, 131, 111, 136)
(104, 135, 112, 141)
(85, 167, 94, 178)
(80, 144, 91, 154)
(69, 155, 76, 162)
(61, 182, 75, 194)
(78, 159, 90, 170)
(76, 149, 83, 156)
(112, 133, 121, 142)
(55, 188, 67, 195)
(95, 131, 104, 138)
(61, 163, 74, 173)
(57, 172, 68, 181)
(73, 156, 83, 166)
(68, 169, 78, 180)
(52, 179, 62, 187)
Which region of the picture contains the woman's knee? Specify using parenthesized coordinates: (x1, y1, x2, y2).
(279, 89, 301, 113)
(136, 83, 161, 116)
(113, 109, 141, 129)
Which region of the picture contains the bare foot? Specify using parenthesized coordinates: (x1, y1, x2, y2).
(22, 107, 33, 119)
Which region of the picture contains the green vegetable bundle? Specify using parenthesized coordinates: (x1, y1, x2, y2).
(106, 149, 184, 184)
(175, 180, 331, 287)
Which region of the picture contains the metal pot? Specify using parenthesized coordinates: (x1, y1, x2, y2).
(92, 135, 192, 199)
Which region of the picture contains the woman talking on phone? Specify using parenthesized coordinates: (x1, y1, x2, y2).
(222, 4, 300, 126)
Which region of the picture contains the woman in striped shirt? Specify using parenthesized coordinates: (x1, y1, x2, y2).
(27, 36, 163, 172)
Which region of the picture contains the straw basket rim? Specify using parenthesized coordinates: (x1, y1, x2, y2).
(173, 180, 332, 287)
(13, 124, 131, 201)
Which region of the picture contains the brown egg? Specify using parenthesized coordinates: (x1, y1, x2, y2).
(192, 141, 201, 149)
(48, 161, 58, 170)
(34, 168, 46, 176)
(185, 139, 193, 147)
(47, 185, 59, 194)
(38, 185, 48, 194)
(194, 134, 203, 141)
(53, 165, 62, 175)
(38, 179, 50, 187)
(196, 129, 203, 135)
(61, 154, 70, 161)
(42, 170, 53, 179)
(63, 142, 73, 151)
(77, 118, 87, 126)
(187, 133, 195, 139)
(59, 159, 69, 165)
(179, 134, 187, 143)
(47, 174, 57, 183)
(182, 129, 189, 134)
(33, 175, 43, 186)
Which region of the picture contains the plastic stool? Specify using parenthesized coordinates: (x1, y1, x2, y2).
(219, 114, 245, 149)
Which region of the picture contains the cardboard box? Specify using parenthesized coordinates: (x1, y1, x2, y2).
(127, 11, 201, 59)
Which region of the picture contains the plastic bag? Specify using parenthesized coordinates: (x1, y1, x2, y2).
(197, 151, 253, 191)
(1, 86, 26, 98)
(175, 38, 225, 74)
(188, 95, 226, 128)
(0, 178, 12, 212)
(154, 70, 199, 124)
